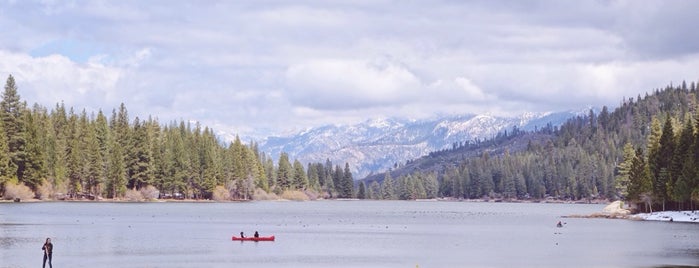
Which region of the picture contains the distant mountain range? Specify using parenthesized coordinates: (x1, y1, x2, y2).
(259, 111, 587, 179)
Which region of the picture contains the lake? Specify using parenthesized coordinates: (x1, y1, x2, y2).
(1, 201, 697, 268)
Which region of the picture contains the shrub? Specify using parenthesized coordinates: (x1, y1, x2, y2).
(280, 190, 309, 201)
(140, 186, 160, 200)
(4, 181, 35, 200)
(253, 188, 278, 201)
(124, 189, 144, 202)
(212, 185, 231, 201)
(304, 190, 320, 201)
(36, 180, 53, 200)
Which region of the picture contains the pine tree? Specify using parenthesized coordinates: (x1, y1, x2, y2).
(369, 181, 380, 199)
(65, 109, 84, 196)
(424, 172, 438, 199)
(106, 110, 127, 198)
(83, 112, 103, 196)
(189, 123, 204, 199)
(197, 127, 219, 198)
(252, 148, 268, 192)
(276, 152, 292, 190)
(146, 117, 164, 195)
(168, 121, 192, 196)
(654, 115, 675, 209)
(357, 181, 366, 199)
(615, 143, 635, 199)
(292, 159, 307, 190)
(1, 75, 27, 186)
(106, 136, 126, 198)
(230, 136, 245, 182)
(0, 115, 10, 193)
(264, 157, 275, 191)
(669, 118, 694, 208)
(94, 111, 110, 196)
(49, 103, 69, 192)
(21, 105, 46, 192)
(501, 159, 516, 199)
(627, 147, 651, 204)
(307, 163, 320, 192)
(341, 163, 354, 198)
(381, 172, 395, 199)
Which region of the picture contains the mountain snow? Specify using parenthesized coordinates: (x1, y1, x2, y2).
(259, 111, 580, 179)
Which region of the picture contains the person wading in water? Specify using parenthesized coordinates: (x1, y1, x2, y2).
(42, 237, 53, 268)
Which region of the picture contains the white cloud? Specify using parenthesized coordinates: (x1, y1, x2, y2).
(285, 58, 422, 110)
(1, 1, 699, 139)
(454, 77, 492, 102)
(0, 50, 122, 107)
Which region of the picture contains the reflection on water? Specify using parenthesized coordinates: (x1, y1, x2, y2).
(0, 236, 36, 249)
(0, 201, 698, 268)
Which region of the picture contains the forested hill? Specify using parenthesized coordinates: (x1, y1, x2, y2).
(0, 75, 354, 201)
(361, 82, 699, 211)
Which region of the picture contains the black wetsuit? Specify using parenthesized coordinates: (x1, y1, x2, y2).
(42, 242, 53, 268)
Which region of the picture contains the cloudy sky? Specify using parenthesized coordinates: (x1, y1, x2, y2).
(1, 0, 698, 140)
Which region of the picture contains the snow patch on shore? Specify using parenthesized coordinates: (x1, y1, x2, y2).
(634, 211, 699, 223)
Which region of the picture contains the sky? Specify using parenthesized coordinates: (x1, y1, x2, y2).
(1, 0, 699, 141)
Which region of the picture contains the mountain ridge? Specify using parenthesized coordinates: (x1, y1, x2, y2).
(259, 110, 587, 178)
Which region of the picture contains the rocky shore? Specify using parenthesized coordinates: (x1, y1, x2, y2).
(563, 200, 699, 223)
(563, 200, 632, 219)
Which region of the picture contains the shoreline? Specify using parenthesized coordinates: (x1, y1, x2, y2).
(1, 197, 611, 204)
(631, 211, 699, 223)
(562, 201, 699, 223)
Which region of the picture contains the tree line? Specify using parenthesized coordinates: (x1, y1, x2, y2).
(0, 75, 354, 200)
(365, 81, 699, 211)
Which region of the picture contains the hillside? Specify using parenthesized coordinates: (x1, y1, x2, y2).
(359, 82, 699, 212)
(0, 75, 349, 201)
(363, 132, 555, 182)
(260, 111, 579, 178)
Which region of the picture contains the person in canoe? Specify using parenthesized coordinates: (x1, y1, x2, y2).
(254, 231, 259, 238)
(556, 221, 563, 228)
(240, 232, 245, 238)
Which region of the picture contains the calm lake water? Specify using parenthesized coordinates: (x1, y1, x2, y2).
(1, 201, 697, 268)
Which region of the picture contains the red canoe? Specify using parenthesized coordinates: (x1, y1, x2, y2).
(232, 235, 275, 241)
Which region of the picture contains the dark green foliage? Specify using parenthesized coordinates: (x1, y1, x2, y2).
(363, 81, 699, 210)
(615, 143, 634, 199)
(300, 160, 358, 198)
(653, 116, 674, 208)
(127, 117, 153, 191)
(276, 152, 292, 191)
(627, 148, 651, 205)
(2, 75, 27, 186)
(0, 110, 10, 193)
(341, 163, 354, 198)
(21, 105, 46, 192)
(380, 172, 395, 199)
(292, 159, 308, 190)
(357, 181, 366, 199)
(106, 133, 126, 198)
(0, 75, 360, 201)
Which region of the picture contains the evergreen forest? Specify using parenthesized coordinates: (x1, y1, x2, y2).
(0, 75, 354, 201)
(364, 82, 699, 212)
(4, 72, 699, 212)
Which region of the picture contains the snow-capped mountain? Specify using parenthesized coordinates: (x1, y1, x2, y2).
(259, 111, 581, 179)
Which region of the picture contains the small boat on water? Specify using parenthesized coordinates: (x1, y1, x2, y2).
(232, 235, 275, 241)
